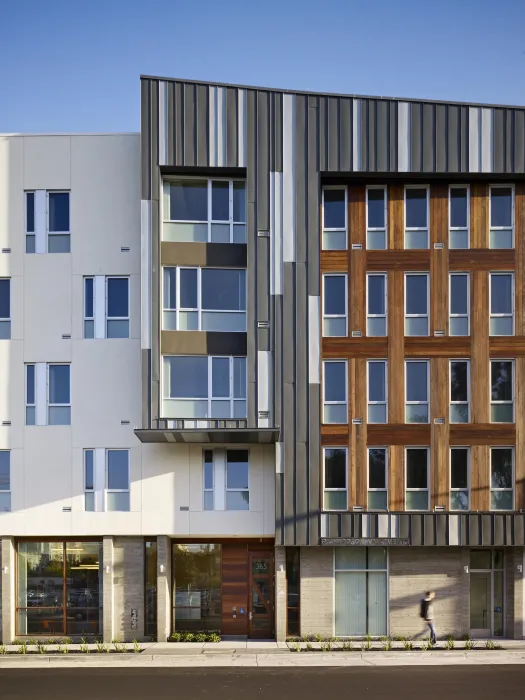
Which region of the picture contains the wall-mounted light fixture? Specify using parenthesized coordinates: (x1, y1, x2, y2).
(105, 565, 111, 574)
(517, 564, 523, 574)
(160, 564, 165, 574)
(463, 565, 469, 574)
(2, 566, 8, 574)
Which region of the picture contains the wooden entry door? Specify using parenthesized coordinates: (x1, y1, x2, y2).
(249, 551, 274, 639)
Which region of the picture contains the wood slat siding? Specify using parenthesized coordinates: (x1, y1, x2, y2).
(516, 184, 525, 336)
(430, 185, 449, 335)
(221, 545, 249, 636)
(320, 251, 348, 272)
(367, 250, 430, 270)
(349, 187, 366, 334)
(449, 249, 515, 270)
(470, 183, 489, 248)
(431, 357, 449, 509)
(516, 357, 525, 510)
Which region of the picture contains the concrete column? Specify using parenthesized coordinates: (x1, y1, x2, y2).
(275, 546, 286, 641)
(157, 536, 172, 642)
(113, 537, 145, 641)
(1, 538, 15, 643)
(102, 536, 114, 643)
(506, 547, 524, 640)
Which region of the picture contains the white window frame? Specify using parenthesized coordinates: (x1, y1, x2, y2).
(366, 185, 388, 250)
(46, 190, 70, 253)
(47, 363, 71, 426)
(405, 447, 430, 511)
(490, 447, 515, 511)
(490, 359, 515, 424)
(25, 364, 36, 426)
(449, 272, 470, 336)
(106, 276, 130, 338)
(404, 272, 430, 336)
(322, 186, 347, 250)
(84, 449, 95, 512)
(105, 449, 130, 512)
(25, 191, 36, 253)
(366, 273, 387, 337)
(0, 278, 10, 340)
(367, 359, 388, 424)
(323, 447, 348, 511)
(489, 272, 514, 336)
(450, 447, 470, 511)
(449, 185, 470, 249)
(489, 184, 514, 249)
(83, 275, 130, 339)
(405, 360, 430, 424)
(322, 360, 348, 424)
(225, 450, 250, 511)
(203, 451, 215, 511)
(367, 447, 388, 511)
(404, 185, 429, 249)
(322, 273, 348, 337)
(449, 359, 470, 424)
(83, 277, 95, 338)
(0, 450, 11, 513)
(162, 178, 246, 243)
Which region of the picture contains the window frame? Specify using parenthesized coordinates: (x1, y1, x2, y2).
(367, 447, 388, 511)
(25, 364, 36, 426)
(46, 190, 71, 253)
(489, 184, 514, 249)
(47, 363, 71, 426)
(0, 450, 11, 513)
(366, 185, 388, 250)
(449, 272, 470, 336)
(366, 272, 387, 337)
(322, 360, 348, 425)
(449, 447, 470, 511)
(490, 359, 515, 424)
(0, 278, 11, 340)
(489, 272, 514, 336)
(83, 277, 95, 338)
(367, 359, 388, 424)
(203, 451, 214, 511)
(405, 446, 430, 511)
(225, 450, 250, 511)
(84, 448, 95, 512)
(404, 185, 430, 249)
(449, 359, 470, 424)
(322, 186, 347, 251)
(322, 273, 348, 337)
(490, 447, 514, 511)
(106, 276, 130, 338)
(448, 185, 470, 249)
(405, 360, 430, 424)
(25, 191, 36, 253)
(404, 272, 430, 336)
(323, 447, 348, 512)
(105, 449, 130, 512)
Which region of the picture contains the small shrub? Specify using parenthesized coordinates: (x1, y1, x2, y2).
(306, 642, 313, 651)
(18, 642, 28, 654)
(58, 644, 69, 654)
(195, 633, 207, 643)
(422, 639, 433, 651)
(485, 639, 496, 650)
(47, 638, 56, 645)
(403, 639, 413, 651)
(182, 632, 195, 643)
(0, 645, 6, 655)
(314, 633, 323, 643)
(341, 640, 354, 651)
(393, 635, 406, 642)
(27, 638, 38, 645)
(11, 639, 23, 646)
(286, 636, 299, 642)
(362, 634, 372, 651)
(445, 636, 455, 650)
(80, 640, 89, 654)
(465, 638, 475, 650)
(133, 639, 141, 654)
(207, 633, 220, 643)
(169, 632, 182, 642)
(37, 643, 47, 655)
(292, 642, 301, 652)
(63, 637, 72, 644)
(381, 636, 393, 651)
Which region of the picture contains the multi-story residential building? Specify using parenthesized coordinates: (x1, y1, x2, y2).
(0, 77, 524, 642)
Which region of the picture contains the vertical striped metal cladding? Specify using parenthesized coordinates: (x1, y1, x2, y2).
(141, 76, 525, 546)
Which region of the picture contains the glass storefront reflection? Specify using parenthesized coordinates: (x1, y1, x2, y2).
(173, 544, 221, 632)
(145, 541, 157, 638)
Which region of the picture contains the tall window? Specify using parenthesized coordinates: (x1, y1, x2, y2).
(163, 179, 246, 243)
(106, 450, 130, 512)
(0, 451, 11, 513)
(368, 448, 387, 510)
(490, 447, 514, 511)
(405, 447, 429, 511)
(322, 188, 347, 250)
(404, 186, 429, 249)
(203, 451, 214, 510)
(490, 360, 514, 423)
(335, 547, 387, 636)
(163, 267, 246, 332)
(405, 360, 429, 423)
(322, 274, 347, 337)
(84, 276, 130, 339)
(172, 543, 221, 632)
(450, 360, 470, 423)
(25, 190, 70, 253)
(405, 273, 429, 336)
(163, 356, 247, 419)
(489, 185, 514, 249)
(450, 448, 469, 511)
(25, 192, 35, 253)
(323, 448, 347, 510)
(367, 273, 387, 336)
(144, 541, 158, 639)
(449, 273, 469, 336)
(201, 449, 250, 511)
(367, 360, 387, 424)
(0, 279, 10, 339)
(48, 364, 71, 426)
(323, 361, 348, 424)
(449, 186, 469, 249)
(366, 186, 387, 250)
(84, 449, 130, 512)
(84, 449, 95, 511)
(490, 273, 514, 336)
(286, 548, 300, 637)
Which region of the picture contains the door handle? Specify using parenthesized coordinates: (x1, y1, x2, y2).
(249, 612, 253, 620)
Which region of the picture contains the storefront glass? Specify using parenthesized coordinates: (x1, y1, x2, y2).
(145, 541, 157, 638)
(172, 544, 221, 632)
(286, 548, 300, 636)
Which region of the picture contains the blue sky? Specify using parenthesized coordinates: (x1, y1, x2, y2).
(1, 0, 524, 133)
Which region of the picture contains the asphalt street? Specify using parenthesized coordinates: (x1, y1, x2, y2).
(0, 666, 524, 699)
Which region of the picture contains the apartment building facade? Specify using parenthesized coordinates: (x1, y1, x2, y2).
(0, 77, 524, 642)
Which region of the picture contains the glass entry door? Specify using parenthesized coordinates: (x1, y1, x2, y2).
(248, 552, 274, 639)
(470, 573, 491, 638)
(469, 549, 505, 638)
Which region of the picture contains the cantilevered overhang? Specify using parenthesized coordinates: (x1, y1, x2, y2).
(134, 419, 279, 444)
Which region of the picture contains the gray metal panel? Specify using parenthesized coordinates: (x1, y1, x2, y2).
(361, 99, 368, 171)
(296, 441, 308, 545)
(246, 90, 257, 205)
(327, 97, 339, 171)
(150, 201, 160, 424)
(469, 515, 480, 546)
(494, 515, 505, 546)
(257, 327, 269, 350)
(274, 91, 283, 172)
(141, 79, 151, 199)
(481, 514, 492, 546)
(257, 236, 270, 325)
(424, 514, 436, 544)
(515, 515, 524, 546)
(460, 515, 468, 545)
(506, 515, 513, 545)
(339, 98, 352, 171)
(141, 349, 150, 428)
(515, 110, 525, 172)
(174, 82, 184, 166)
(307, 107, 320, 296)
(247, 201, 257, 428)
(328, 514, 340, 538)
(283, 264, 295, 385)
(399, 514, 410, 540)
(295, 95, 307, 263)
(460, 107, 469, 172)
(295, 263, 307, 445)
(376, 101, 388, 172)
(196, 84, 209, 167)
(319, 97, 327, 172)
(369, 514, 378, 538)
(257, 92, 270, 232)
(308, 382, 321, 545)
(368, 100, 377, 172)
(436, 514, 447, 546)
(505, 111, 513, 173)
(447, 105, 459, 173)
(226, 87, 238, 168)
(410, 102, 422, 171)
(411, 515, 422, 545)
(436, 104, 447, 172)
(341, 513, 352, 538)
(353, 514, 362, 537)
(275, 472, 284, 545)
(167, 81, 175, 166)
(149, 81, 159, 200)
(422, 102, 435, 172)
(274, 294, 283, 430)
(183, 83, 195, 166)
(283, 380, 295, 545)
(389, 102, 397, 171)
(493, 109, 505, 172)
(206, 332, 247, 356)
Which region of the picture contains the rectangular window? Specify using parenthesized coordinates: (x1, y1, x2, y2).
(449, 186, 470, 249)
(84, 449, 95, 512)
(450, 360, 470, 423)
(404, 186, 429, 249)
(322, 274, 347, 337)
(48, 364, 71, 425)
(203, 450, 214, 510)
(25, 192, 35, 253)
(367, 360, 387, 424)
(173, 543, 221, 632)
(25, 364, 35, 425)
(162, 267, 246, 333)
(144, 541, 157, 638)
(226, 450, 249, 510)
(490, 447, 514, 510)
(490, 273, 514, 336)
(368, 448, 387, 510)
(323, 360, 348, 424)
(322, 188, 347, 250)
(0, 279, 10, 340)
(405, 360, 429, 423)
(323, 448, 347, 511)
(450, 447, 469, 511)
(490, 185, 514, 249)
(405, 447, 429, 511)
(405, 273, 429, 336)
(106, 449, 130, 512)
(25, 190, 70, 254)
(366, 186, 387, 250)
(162, 355, 247, 419)
(0, 451, 11, 512)
(449, 273, 470, 336)
(490, 360, 514, 423)
(47, 192, 70, 253)
(83, 276, 130, 339)
(163, 179, 246, 243)
(84, 278, 94, 338)
(286, 548, 300, 637)
(367, 273, 387, 336)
